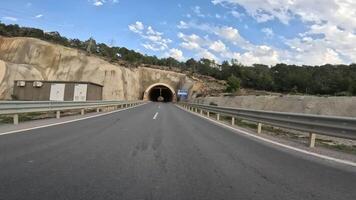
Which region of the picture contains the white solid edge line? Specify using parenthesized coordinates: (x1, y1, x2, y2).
(153, 112, 158, 120)
(0, 103, 149, 136)
(176, 105, 356, 167)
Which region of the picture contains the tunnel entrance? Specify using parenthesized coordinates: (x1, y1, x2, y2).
(148, 85, 173, 102)
(143, 83, 177, 102)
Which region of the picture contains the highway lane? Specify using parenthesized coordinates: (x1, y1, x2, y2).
(0, 102, 355, 200)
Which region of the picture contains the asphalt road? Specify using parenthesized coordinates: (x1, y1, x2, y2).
(0, 103, 355, 200)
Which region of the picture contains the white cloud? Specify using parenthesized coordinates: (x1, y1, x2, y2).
(230, 10, 243, 19)
(2, 16, 18, 22)
(177, 21, 252, 49)
(177, 21, 189, 29)
(213, 0, 356, 31)
(165, 48, 185, 61)
(197, 50, 217, 60)
(129, 22, 172, 51)
(192, 6, 205, 17)
(177, 19, 287, 65)
(177, 32, 218, 60)
(178, 32, 205, 50)
(142, 44, 160, 51)
(212, 0, 356, 65)
(209, 40, 227, 53)
(282, 24, 350, 65)
(129, 21, 144, 33)
(262, 27, 274, 37)
(93, 0, 104, 6)
(91, 0, 118, 6)
(231, 45, 280, 66)
(214, 26, 251, 48)
(35, 14, 43, 19)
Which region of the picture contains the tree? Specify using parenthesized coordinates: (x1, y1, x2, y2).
(85, 37, 97, 54)
(226, 75, 241, 93)
(185, 58, 199, 72)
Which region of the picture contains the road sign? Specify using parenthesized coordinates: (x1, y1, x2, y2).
(178, 90, 188, 96)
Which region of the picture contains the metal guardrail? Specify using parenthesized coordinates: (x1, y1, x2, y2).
(0, 100, 144, 124)
(179, 102, 356, 147)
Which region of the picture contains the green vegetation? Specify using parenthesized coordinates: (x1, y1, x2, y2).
(226, 75, 240, 93)
(1, 22, 356, 96)
(0, 112, 44, 124)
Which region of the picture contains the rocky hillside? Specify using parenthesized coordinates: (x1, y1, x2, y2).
(0, 36, 225, 100)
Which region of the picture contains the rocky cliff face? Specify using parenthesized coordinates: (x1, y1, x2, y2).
(0, 36, 208, 100)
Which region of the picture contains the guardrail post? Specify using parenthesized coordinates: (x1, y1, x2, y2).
(13, 114, 19, 125)
(231, 117, 235, 126)
(309, 133, 316, 148)
(81, 109, 85, 115)
(257, 123, 262, 134)
(56, 111, 61, 119)
(96, 108, 100, 112)
(217, 113, 220, 121)
(195, 108, 198, 112)
(200, 109, 203, 115)
(207, 111, 210, 117)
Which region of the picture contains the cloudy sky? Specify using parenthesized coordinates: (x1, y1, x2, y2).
(1, 0, 356, 65)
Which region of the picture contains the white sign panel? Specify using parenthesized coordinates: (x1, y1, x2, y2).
(178, 89, 188, 96)
(49, 84, 65, 101)
(73, 84, 88, 101)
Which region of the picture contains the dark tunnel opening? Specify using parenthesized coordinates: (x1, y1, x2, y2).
(148, 85, 173, 102)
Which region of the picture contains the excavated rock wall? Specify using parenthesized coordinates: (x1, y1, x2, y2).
(0, 36, 198, 100)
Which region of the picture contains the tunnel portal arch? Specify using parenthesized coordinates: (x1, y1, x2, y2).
(143, 83, 177, 102)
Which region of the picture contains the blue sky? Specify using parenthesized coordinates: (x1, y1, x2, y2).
(1, 0, 356, 66)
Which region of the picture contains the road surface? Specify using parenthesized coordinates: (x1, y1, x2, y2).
(0, 103, 355, 200)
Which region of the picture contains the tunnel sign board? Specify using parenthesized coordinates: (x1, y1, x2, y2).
(49, 84, 65, 101)
(178, 89, 188, 96)
(73, 84, 88, 101)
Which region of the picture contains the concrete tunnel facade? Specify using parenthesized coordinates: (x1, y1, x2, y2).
(143, 83, 177, 102)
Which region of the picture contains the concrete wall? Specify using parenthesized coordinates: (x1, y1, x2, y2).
(0, 36, 201, 100)
(192, 95, 356, 117)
